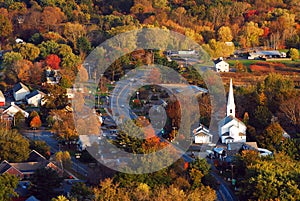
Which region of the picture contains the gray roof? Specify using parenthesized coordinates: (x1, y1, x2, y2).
(25, 90, 45, 100)
(13, 82, 29, 93)
(0, 161, 12, 174)
(27, 150, 47, 163)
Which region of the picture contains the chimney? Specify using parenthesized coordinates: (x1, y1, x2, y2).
(11, 102, 15, 106)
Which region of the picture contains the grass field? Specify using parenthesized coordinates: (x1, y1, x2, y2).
(227, 59, 300, 68)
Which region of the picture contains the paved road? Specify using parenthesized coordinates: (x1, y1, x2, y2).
(21, 129, 88, 177)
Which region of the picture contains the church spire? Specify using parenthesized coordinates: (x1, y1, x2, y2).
(227, 79, 235, 117)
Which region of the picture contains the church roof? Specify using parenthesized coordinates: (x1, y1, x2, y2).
(220, 115, 245, 126)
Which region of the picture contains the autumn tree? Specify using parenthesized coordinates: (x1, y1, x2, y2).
(30, 116, 42, 129)
(280, 96, 300, 131)
(259, 122, 284, 151)
(0, 127, 30, 162)
(217, 26, 233, 42)
(14, 43, 40, 61)
(48, 109, 77, 141)
(0, 14, 13, 44)
(240, 21, 264, 47)
(63, 22, 86, 50)
(41, 6, 65, 32)
(288, 48, 299, 60)
(45, 54, 61, 70)
(264, 73, 295, 112)
(240, 153, 300, 200)
(55, 151, 72, 170)
(0, 174, 18, 201)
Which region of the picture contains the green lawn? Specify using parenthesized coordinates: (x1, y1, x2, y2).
(227, 59, 300, 68)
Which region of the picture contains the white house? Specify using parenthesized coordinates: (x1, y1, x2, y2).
(218, 79, 247, 144)
(214, 57, 229, 72)
(0, 90, 5, 106)
(13, 82, 30, 101)
(3, 102, 29, 118)
(193, 124, 213, 144)
(26, 90, 46, 107)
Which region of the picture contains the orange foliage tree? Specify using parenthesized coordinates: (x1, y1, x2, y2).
(45, 54, 61, 70)
(30, 116, 42, 129)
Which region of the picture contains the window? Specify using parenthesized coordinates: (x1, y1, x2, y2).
(230, 109, 232, 113)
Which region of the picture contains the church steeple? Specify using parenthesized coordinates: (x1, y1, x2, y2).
(227, 79, 235, 117)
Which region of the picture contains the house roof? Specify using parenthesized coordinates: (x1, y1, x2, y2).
(9, 162, 43, 173)
(27, 150, 47, 163)
(220, 115, 245, 127)
(25, 196, 40, 201)
(25, 90, 45, 100)
(3, 104, 29, 118)
(13, 82, 29, 93)
(0, 160, 12, 174)
(213, 58, 228, 65)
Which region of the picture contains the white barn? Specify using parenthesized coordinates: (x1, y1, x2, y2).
(218, 79, 246, 144)
(214, 57, 229, 72)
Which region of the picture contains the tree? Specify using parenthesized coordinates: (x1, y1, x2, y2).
(253, 106, 272, 129)
(55, 151, 72, 170)
(217, 26, 233, 42)
(280, 96, 300, 131)
(38, 40, 60, 59)
(264, 73, 295, 112)
(0, 174, 18, 201)
(240, 153, 300, 200)
(30, 116, 42, 129)
(63, 22, 86, 50)
(14, 43, 40, 61)
(0, 14, 12, 43)
(70, 182, 93, 201)
(49, 109, 77, 141)
(0, 127, 30, 162)
(259, 122, 283, 151)
(41, 6, 65, 31)
(45, 54, 61, 70)
(77, 36, 91, 59)
(2, 51, 23, 68)
(240, 21, 264, 47)
(51, 195, 69, 201)
(30, 168, 63, 201)
(288, 48, 299, 60)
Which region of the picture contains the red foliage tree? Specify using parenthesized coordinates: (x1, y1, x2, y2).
(30, 116, 42, 129)
(45, 54, 61, 70)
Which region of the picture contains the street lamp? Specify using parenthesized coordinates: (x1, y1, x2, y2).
(136, 91, 140, 100)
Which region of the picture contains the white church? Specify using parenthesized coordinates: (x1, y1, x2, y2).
(218, 79, 247, 144)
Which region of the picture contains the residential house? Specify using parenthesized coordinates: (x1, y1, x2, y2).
(13, 82, 30, 101)
(218, 79, 247, 144)
(25, 90, 46, 107)
(3, 102, 29, 118)
(0, 90, 5, 106)
(44, 68, 61, 85)
(193, 124, 213, 144)
(0, 150, 62, 179)
(0, 109, 13, 128)
(214, 57, 229, 72)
